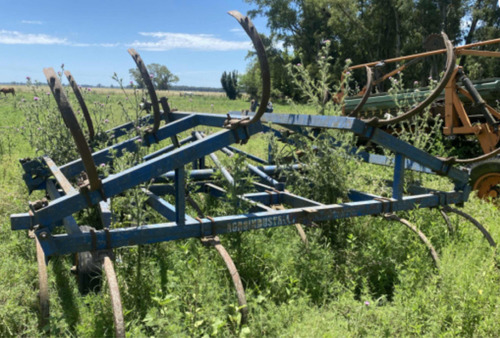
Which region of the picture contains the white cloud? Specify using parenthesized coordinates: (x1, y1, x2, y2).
(0, 30, 67, 45)
(230, 28, 242, 33)
(0, 30, 119, 47)
(71, 42, 120, 48)
(21, 20, 43, 25)
(131, 32, 252, 51)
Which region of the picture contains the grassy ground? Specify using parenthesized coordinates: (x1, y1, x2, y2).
(0, 87, 499, 337)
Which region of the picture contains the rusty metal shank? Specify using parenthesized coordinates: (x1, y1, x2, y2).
(36, 237, 49, 329)
(64, 70, 95, 141)
(363, 32, 456, 127)
(202, 236, 248, 324)
(439, 147, 500, 165)
(44, 68, 102, 192)
(349, 66, 373, 117)
(187, 194, 248, 324)
(442, 206, 496, 247)
(128, 48, 161, 133)
(384, 214, 440, 268)
(228, 10, 270, 125)
(103, 255, 125, 338)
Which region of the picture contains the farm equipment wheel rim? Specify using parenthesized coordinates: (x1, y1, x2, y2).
(442, 206, 496, 247)
(203, 236, 248, 325)
(103, 254, 125, 338)
(364, 32, 456, 127)
(36, 236, 50, 330)
(44, 68, 102, 192)
(228, 10, 270, 125)
(128, 48, 161, 134)
(384, 214, 440, 268)
(64, 70, 95, 142)
(75, 226, 103, 294)
(473, 172, 500, 199)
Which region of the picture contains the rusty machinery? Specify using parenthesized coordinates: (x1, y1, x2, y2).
(340, 37, 500, 200)
(10, 15, 498, 337)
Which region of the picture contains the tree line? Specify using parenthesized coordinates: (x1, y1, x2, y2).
(232, 0, 499, 101)
(128, 1, 499, 101)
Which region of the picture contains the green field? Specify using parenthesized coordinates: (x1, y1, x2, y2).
(0, 86, 499, 337)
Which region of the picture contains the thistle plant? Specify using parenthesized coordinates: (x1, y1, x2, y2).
(286, 40, 353, 116)
(387, 75, 446, 157)
(276, 43, 361, 204)
(19, 77, 78, 164)
(112, 73, 152, 137)
(20, 70, 117, 164)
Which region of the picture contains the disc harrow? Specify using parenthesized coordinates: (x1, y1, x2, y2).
(10, 11, 497, 336)
(339, 36, 500, 199)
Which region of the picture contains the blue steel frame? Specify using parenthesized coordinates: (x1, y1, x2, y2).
(11, 109, 471, 258)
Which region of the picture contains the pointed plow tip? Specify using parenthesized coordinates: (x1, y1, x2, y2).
(43, 67, 56, 79)
(227, 10, 242, 19)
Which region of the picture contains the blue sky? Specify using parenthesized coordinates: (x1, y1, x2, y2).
(0, 1, 270, 87)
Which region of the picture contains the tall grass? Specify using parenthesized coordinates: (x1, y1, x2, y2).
(0, 73, 498, 338)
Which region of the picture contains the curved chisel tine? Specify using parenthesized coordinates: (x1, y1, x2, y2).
(64, 70, 95, 142)
(228, 11, 270, 125)
(44, 68, 102, 192)
(128, 48, 161, 133)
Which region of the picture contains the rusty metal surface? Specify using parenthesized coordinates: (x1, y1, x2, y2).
(350, 37, 500, 71)
(103, 255, 125, 338)
(384, 214, 440, 268)
(437, 148, 500, 164)
(128, 48, 161, 134)
(159, 97, 181, 148)
(188, 194, 248, 324)
(272, 204, 308, 246)
(43, 156, 77, 196)
(442, 206, 496, 247)
(349, 66, 373, 117)
(437, 68, 500, 164)
(473, 172, 500, 199)
(363, 32, 456, 127)
(35, 237, 50, 329)
(202, 236, 248, 324)
(64, 71, 95, 141)
(439, 147, 500, 165)
(44, 68, 102, 192)
(228, 11, 269, 125)
(439, 208, 454, 234)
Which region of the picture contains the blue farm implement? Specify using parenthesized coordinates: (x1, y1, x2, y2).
(10, 11, 497, 337)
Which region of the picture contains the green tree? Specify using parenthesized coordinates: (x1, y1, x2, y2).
(460, 0, 500, 79)
(241, 33, 299, 101)
(239, 61, 261, 99)
(245, 0, 500, 91)
(220, 70, 240, 100)
(129, 63, 179, 90)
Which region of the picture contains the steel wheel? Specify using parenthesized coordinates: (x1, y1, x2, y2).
(76, 226, 102, 295)
(471, 159, 500, 200)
